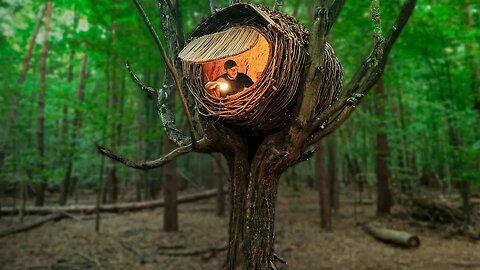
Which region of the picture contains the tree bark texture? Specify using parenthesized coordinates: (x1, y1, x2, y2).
(374, 79, 392, 215)
(35, 1, 52, 207)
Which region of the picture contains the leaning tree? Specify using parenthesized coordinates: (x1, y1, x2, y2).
(98, 0, 417, 269)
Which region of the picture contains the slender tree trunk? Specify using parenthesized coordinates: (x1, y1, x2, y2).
(163, 141, 178, 231)
(107, 57, 119, 203)
(159, 0, 183, 232)
(0, 5, 46, 170)
(35, 2, 52, 207)
(213, 154, 226, 217)
(59, 9, 79, 206)
(59, 50, 74, 206)
(327, 137, 339, 211)
(316, 141, 331, 229)
(374, 79, 392, 215)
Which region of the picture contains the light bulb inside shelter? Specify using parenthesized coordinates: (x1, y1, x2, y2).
(219, 83, 229, 91)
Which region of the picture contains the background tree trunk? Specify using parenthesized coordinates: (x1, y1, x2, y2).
(35, 1, 52, 207)
(317, 141, 331, 229)
(374, 79, 392, 215)
(327, 137, 339, 212)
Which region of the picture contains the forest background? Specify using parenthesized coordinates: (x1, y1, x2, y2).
(0, 0, 479, 224)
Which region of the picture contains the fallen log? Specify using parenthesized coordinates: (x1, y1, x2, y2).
(0, 213, 69, 238)
(363, 224, 420, 248)
(0, 189, 224, 216)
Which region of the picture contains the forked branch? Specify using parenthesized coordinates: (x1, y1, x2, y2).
(306, 0, 417, 146)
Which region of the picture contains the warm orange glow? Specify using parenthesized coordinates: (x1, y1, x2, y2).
(202, 31, 270, 85)
(219, 83, 229, 91)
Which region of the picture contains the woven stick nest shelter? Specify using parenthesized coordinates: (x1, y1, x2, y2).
(179, 4, 343, 131)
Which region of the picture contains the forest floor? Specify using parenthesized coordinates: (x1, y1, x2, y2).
(1, 188, 480, 270)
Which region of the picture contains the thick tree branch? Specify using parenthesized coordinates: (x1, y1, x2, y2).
(327, 0, 346, 33)
(286, 0, 328, 155)
(132, 0, 197, 147)
(307, 0, 417, 147)
(97, 137, 212, 170)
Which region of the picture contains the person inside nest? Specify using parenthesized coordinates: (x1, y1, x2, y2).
(205, 60, 254, 98)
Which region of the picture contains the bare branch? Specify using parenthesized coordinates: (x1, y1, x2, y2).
(132, 0, 197, 147)
(286, 0, 328, 154)
(158, 85, 191, 146)
(97, 137, 212, 170)
(125, 61, 158, 95)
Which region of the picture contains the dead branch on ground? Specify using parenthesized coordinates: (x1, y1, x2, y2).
(0, 188, 224, 215)
(0, 213, 69, 238)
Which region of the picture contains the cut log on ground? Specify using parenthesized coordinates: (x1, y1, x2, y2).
(0, 213, 69, 238)
(363, 224, 420, 248)
(0, 188, 224, 215)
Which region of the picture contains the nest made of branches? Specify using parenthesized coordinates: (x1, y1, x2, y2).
(179, 4, 343, 131)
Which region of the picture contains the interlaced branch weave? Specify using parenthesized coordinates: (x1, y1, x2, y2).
(179, 4, 343, 131)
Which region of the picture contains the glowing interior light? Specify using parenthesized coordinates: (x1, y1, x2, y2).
(219, 83, 229, 91)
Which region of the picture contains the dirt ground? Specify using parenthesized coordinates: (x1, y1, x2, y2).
(1, 188, 480, 270)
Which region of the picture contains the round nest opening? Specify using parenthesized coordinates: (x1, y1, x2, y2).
(179, 4, 342, 131)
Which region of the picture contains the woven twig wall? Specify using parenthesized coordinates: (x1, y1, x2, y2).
(180, 4, 343, 131)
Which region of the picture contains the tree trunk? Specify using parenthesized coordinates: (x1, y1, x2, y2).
(0, 5, 46, 170)
(224, 134, 287, 270)
(163, 83, 178, 232)
(374, 79, 392, 215)
(213, 154, 226, 217)
(35, 1, 52, 207)
(159, 0, 184, 232)
(59, 49, 74, 206)
(107, 57, 119, 203)
(59, 9, 79, 206)
(163, 139, 178, 231)
(316, 142, 331, 229)
(327, 137, 339, 211)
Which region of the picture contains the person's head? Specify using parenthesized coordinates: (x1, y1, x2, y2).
(224, 60, 238, 80)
